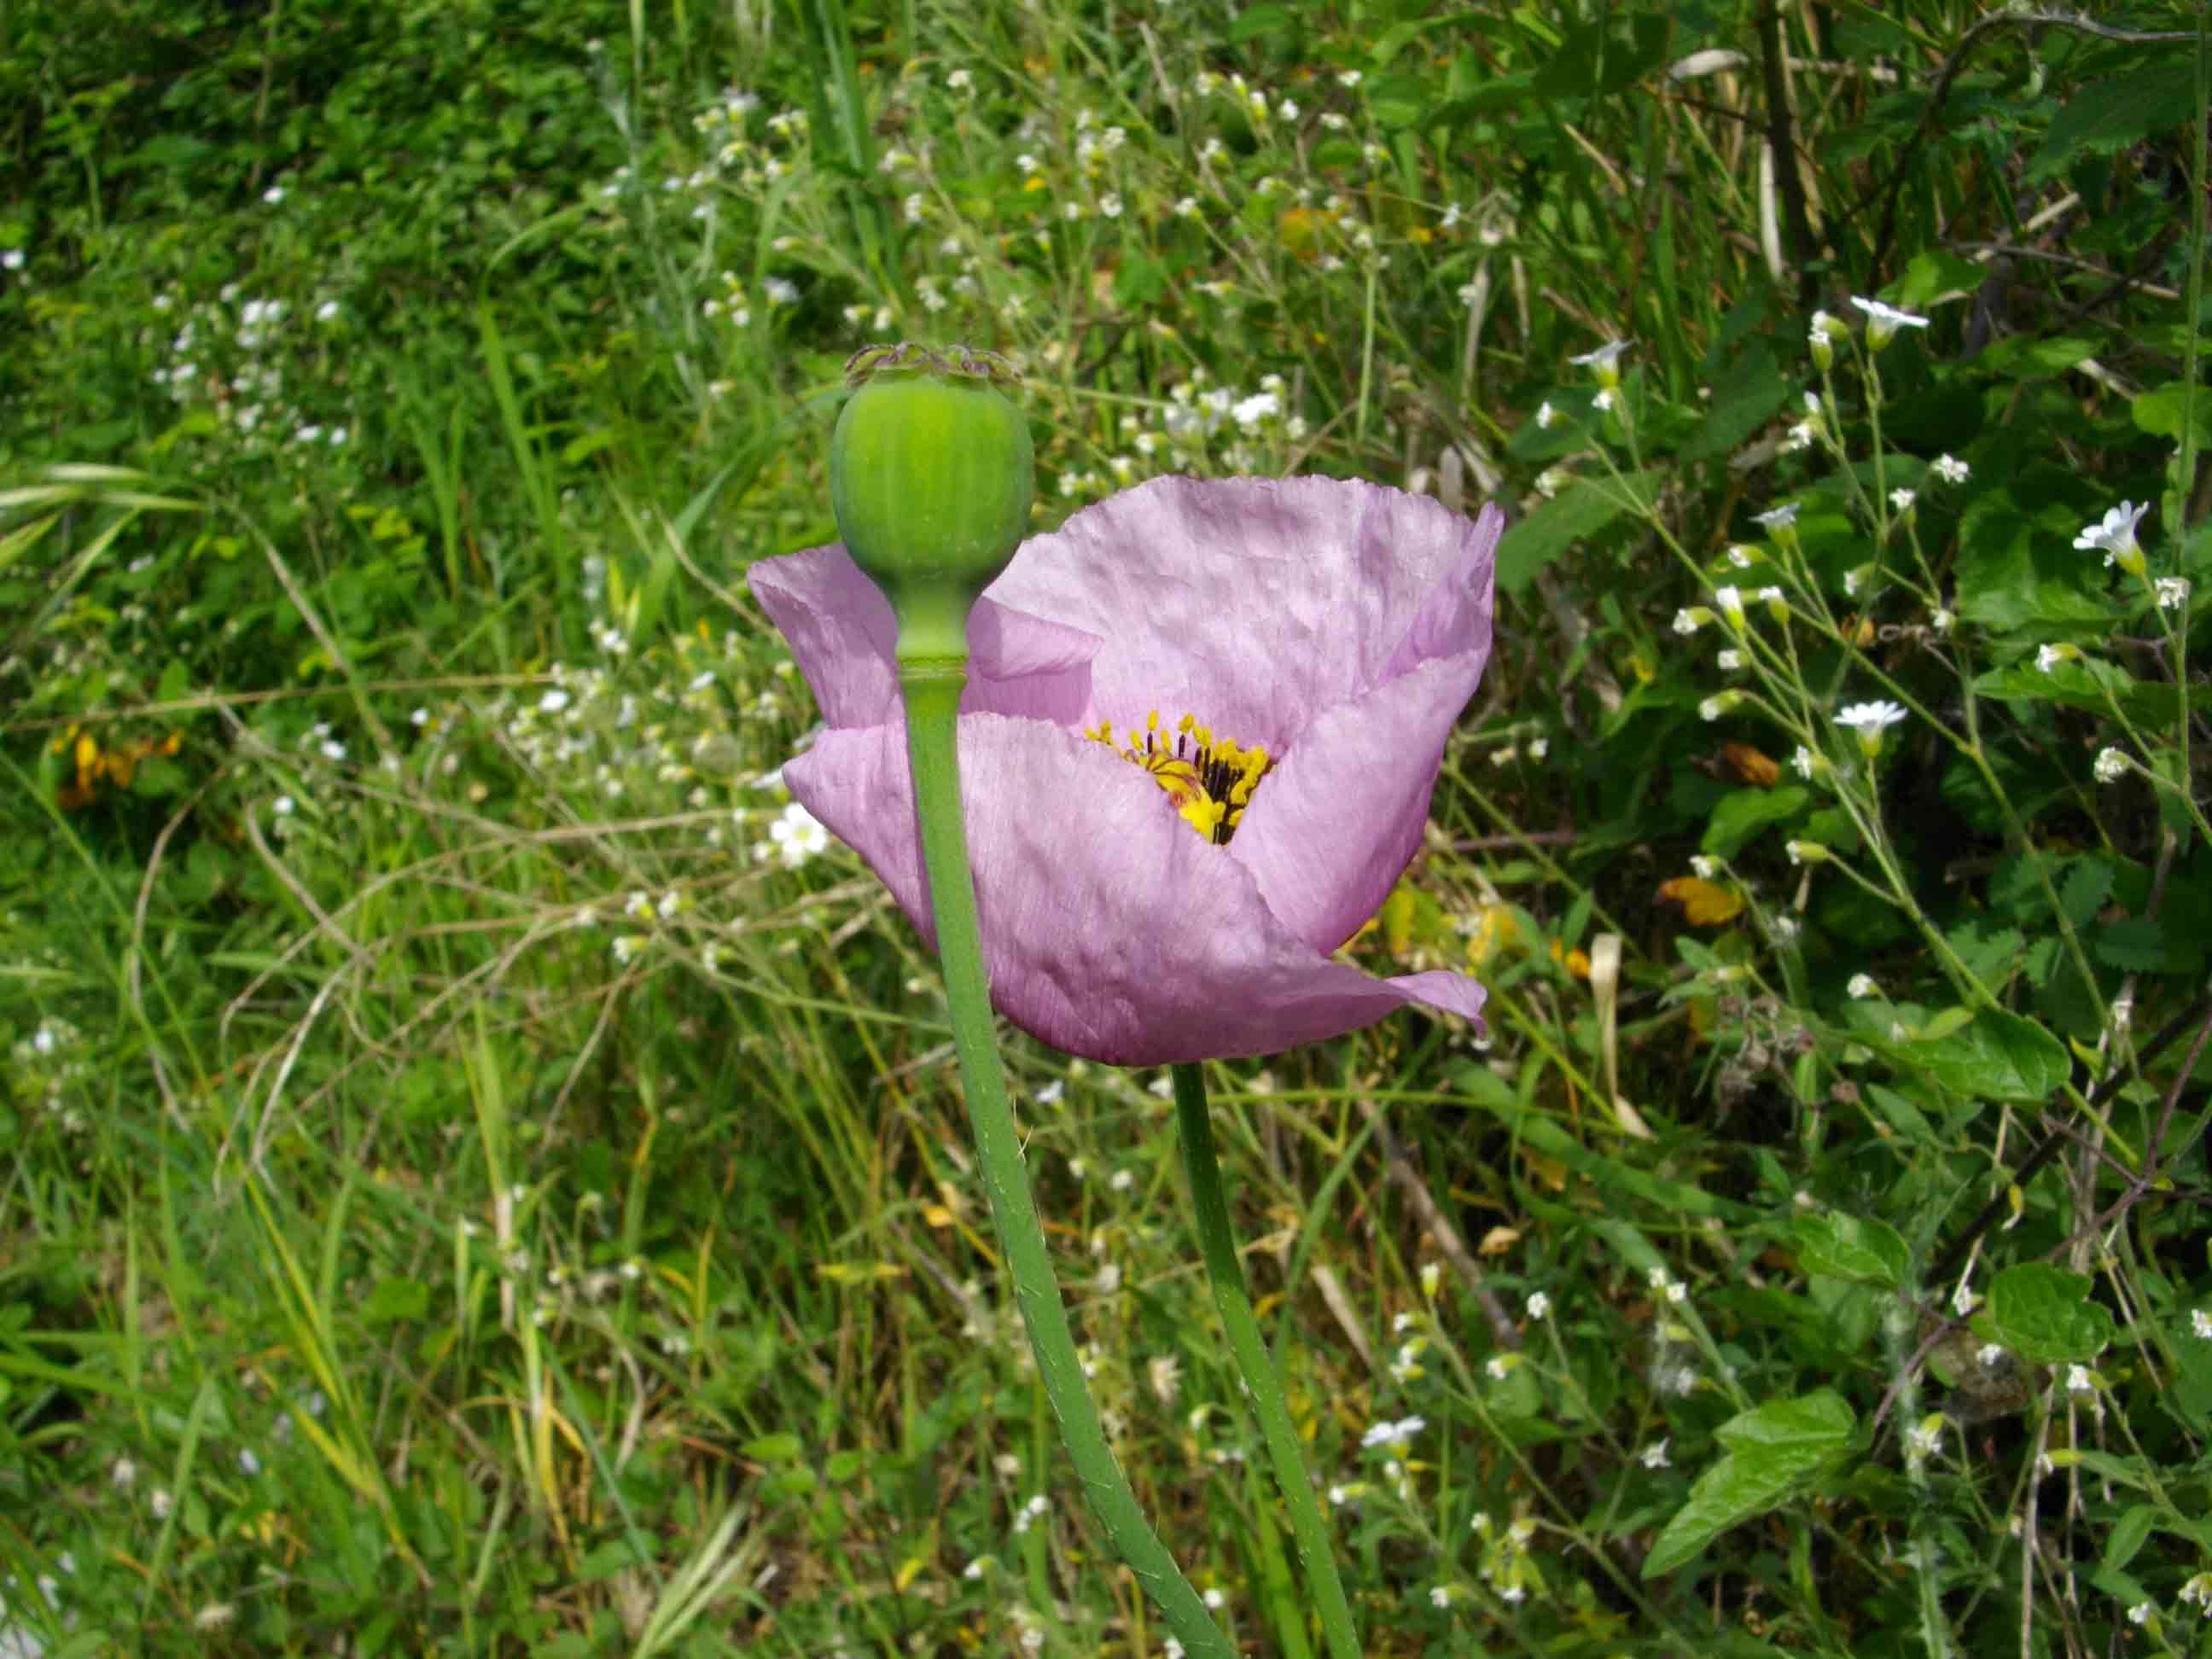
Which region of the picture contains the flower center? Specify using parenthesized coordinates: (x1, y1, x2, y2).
(1086, 709, 1274, 845)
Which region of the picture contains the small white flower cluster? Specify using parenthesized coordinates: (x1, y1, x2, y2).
(11, 1016, 91, 1135)
(1359, 1414, 1424, 1451)
(146, 285, 351, 454)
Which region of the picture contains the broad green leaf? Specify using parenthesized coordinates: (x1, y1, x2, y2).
(1365, 74, 1430, 130)
(1493, 469, 1660, 597)
(1643, 1392, 1854, 1578)
(1970, 335, 2101, 379)
(1225, 3, 1296, 43)
(1793, 1214, 1909, 1289)
(1918, 1008, 2069, 1103)
(1681, 341, 1790, 463)
(1973, 656, 2212, 728)
(1895, 249, 1985, 312)
(1953, 492, 2110, 632)
(1532, 13, 1669, 101)
(2028, 59, 2197, 182)
(1701, 785, 1810, 859)
(2133, 383, 2212, 445)
(360, 1277, 429, 1325)
(1975, 1264, 2115, 1365)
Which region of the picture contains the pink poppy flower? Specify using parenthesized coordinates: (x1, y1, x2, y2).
(748, 475, 1497, 1065)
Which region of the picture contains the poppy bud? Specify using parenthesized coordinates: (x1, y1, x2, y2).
(830, 343, 1034, 664)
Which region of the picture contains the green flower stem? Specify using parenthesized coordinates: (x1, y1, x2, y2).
(899, 661, 1234, 1659)
(1169, 1061, 1363, 1659)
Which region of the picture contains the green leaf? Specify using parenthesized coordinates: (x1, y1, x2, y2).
(2133, 383, 2212, 445)
(2104, 1504, 2159, 1574)
(1976, 1264, 2115, 1365)
(360, 1277, 429, 1325)
(1953, 492, 2111, 632)
(1697, 786, 1808, 860)
(2092, 917, 2168, 972)
(1422, 73, 1540, 131)
(1643, 1392, 1855, 1578)
(1946, 922, 2025, 995)
(1225, 3, 1296, 43)
(1970, 335, 2101, 379)
(1493, 469, 1660, 597)
(1532, 13, 1671, 101)
(1793, 1214, 1910, 1289)
(1112, 254, 1167, 308)
(1371, 9, 1491, 67)
(1681, 342, 1790, 463)
(1917, 1008, 2069, 1103)
(1973, 655, 2212, 729)
(2059, 858, 2116, 927)
(2027, 58, 2197, 183)
(1365, 73, 1429, 131)
(1894, 249, 1987, 314)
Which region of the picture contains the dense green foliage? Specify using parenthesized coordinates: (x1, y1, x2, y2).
(3, 0, 2209, 1653)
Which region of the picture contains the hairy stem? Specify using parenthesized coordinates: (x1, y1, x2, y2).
(900, 664, 1233, 1659)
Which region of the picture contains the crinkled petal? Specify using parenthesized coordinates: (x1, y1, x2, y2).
(1231, 651, 1485, 952)
(748, 544, 1101, 727)
(784, 712, 1486, 1064)
(985, 477, 1499, 747)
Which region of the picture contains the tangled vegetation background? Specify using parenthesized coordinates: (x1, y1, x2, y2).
(2, 1, 2208, 1653)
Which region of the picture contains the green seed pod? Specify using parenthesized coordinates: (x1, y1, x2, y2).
(830, 343, 1034, 665)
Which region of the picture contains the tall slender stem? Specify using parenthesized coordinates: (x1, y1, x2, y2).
(1170, 1061, 1363, 1659)
(899, 663, 1234, 1659)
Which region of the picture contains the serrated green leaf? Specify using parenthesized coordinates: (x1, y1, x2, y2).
(1793, 1214, 1910, 1289)
(2027, 59, 2197, 183)
(1643, 1392, 1854, 1578)
(2060, 859, 2116, 928)
(1493, 469, 1661, 597)
(1682, 342, 1790, 463)
(1947, 923, 2025, 995)
(2092, 917, 2168, 972)
(1976, 1263, 2116, 1365)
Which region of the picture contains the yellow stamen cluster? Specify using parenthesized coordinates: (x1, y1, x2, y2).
(1086, 709, 1273, 845)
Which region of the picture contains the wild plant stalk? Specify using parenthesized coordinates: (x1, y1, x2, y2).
(1171, 1060, 1362, 1659)
(830, 346, 1237, 1657)
(901, 662, 1236, 1659)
